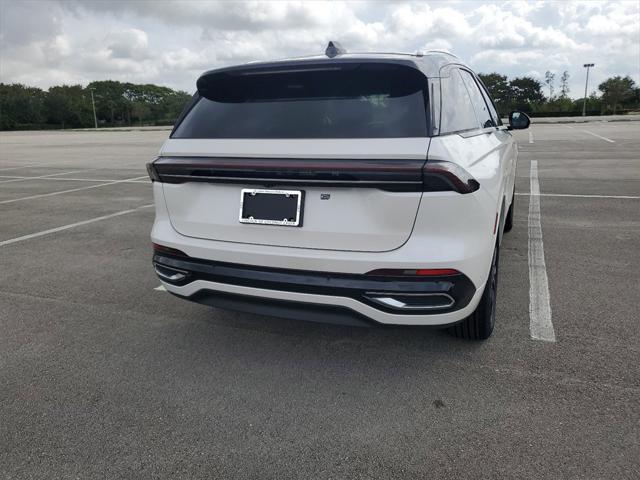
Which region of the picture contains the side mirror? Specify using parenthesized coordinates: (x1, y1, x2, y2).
(508, 111, 531, 130)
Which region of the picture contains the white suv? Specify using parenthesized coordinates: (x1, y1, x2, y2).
(147, 43, 530, 340)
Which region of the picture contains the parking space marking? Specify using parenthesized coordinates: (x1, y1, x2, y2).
(0, 176, 149, 205)
(0, 169, 92, 184)
(582, 130, 615, 143)
(528, 160, 556, 342)
(0, 175, 149, 184)
(528, 131, 534, 143)
(0, 204, 153, 247)
(0, 163, 44, 171)
(516, 192, 639, 200)
(154, 285, 166, 291)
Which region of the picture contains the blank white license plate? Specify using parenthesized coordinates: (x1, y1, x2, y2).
(239, 189, 303, 227)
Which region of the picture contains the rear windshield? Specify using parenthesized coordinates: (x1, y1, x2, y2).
(172, 63, 428, 139)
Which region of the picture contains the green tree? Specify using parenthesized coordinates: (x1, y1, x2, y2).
(154, 89, 191, 123)
(131, 100, 150, 126)
(0, 80, 190, 130)
(477, 73, 511, 115)
(509, 77, 545, 111)
(544, 71, 555, 99)
(0, 83, 46, 129)
(560, 71, 570, 98)
(598, 76, 636, 114)
(44, 85, 94, 128)
(572, 92, 602, 114)
(87, 80, 129, 125)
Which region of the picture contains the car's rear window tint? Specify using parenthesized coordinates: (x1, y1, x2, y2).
(172, 63, 428, 139)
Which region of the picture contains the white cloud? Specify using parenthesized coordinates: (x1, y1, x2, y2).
(421, 39, 453, 52)
(473, 50, 546, 67)
(0, 0, 637, 98)
(473, 4, 582, 50)
(107, 28, 150, 60)
(161, 48, 211, 70)
(42, 35, 72, 62)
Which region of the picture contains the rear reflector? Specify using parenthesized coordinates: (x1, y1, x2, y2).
(415, 268, 461, 276)
(152, 243, 188, 257)
(366, 268, 460, 277)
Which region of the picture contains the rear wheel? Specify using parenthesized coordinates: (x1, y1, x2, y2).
(448, 245, 499, 340)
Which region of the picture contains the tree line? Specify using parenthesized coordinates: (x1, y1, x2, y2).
(1, 74, 639, 130)
(0, 81, 191, 130)
(478, 72, 639, 117)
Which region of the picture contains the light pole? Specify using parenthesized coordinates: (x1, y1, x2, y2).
(582, 63, 594, 117)
(89, 87, 98, 129)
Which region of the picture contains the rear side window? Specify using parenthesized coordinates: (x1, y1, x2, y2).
(475, 78, 502, 126)
(440, 69, 479, 134)
(173, 63, 428, 139)
(459, 69, 496, 129)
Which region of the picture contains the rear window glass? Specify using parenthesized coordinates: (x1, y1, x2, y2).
(172, 63, 428, 139)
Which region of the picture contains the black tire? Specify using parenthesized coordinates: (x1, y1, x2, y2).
(504, 192, 514, 233)
(448, 245, 499, 340)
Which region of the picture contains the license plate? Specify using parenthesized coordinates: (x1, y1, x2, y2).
(239, 189, 304, 227)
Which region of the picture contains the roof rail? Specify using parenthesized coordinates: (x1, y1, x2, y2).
(424, 50, 459, 59)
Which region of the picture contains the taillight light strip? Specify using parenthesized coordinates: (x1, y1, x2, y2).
(146, 157, 479, 194)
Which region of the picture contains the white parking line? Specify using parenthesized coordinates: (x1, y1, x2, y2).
(516, 192, 639, 200)
(582, 130, 615, 143)
(0, 204, 153, 247)
(0, 175, 149, 184)
(0, 176, 149, 204)
(0, 163, 44, 171)
(0, 169, 91, 184)
(154, 285, 167, 291)
(528, 131, 534, 143)
(528, 160, 556, 342)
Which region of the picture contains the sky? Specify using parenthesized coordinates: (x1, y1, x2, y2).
(1, 0, 638, 99)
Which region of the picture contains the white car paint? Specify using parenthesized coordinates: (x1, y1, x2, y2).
(149, 51, 517, 327)
(160, 138, 429, 252)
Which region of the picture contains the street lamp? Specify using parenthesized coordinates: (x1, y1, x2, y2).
(582, 63, 594, 117)
(89, 87, 98, 129)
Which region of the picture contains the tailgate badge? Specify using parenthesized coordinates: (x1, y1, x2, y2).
(320, 193, 331, 200)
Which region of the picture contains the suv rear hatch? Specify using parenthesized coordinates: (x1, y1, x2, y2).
(157, 60, 430, 253)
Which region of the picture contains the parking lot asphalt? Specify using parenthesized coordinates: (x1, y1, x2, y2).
(1, 123, 639, 479)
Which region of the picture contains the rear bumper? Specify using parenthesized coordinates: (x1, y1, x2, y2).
(175, 290, 381, 327)
(151, 182, 497, 290)
(153, 252, 483, 326)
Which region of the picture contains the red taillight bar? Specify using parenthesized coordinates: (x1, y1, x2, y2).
(146, 162, 160, 182)
(150, 156, 425, 192)
(150, 157, 479, 194)
(422, 160, 480, 194)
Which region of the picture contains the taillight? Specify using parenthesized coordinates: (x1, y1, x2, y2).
(422, 160, 479, 194)
(146, 162, 160, 182)
(366, 268, 460, 277)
